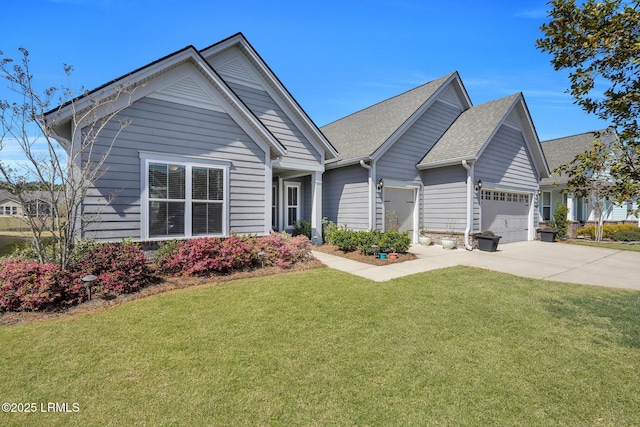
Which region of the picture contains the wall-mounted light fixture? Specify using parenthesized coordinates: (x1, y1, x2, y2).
(475, 179, 483, 192)
(377, 178, 384, 191)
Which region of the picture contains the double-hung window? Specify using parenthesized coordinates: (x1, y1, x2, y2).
(285, 182, 301, 229)
(542, 191, 551, 221)
(143, 154, 228, 239)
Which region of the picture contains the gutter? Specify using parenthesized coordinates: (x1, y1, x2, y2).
(461, 160, 474, 251)
(360, 160, 374, 231)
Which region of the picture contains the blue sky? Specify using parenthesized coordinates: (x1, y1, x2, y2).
(1, 0, 609, 160)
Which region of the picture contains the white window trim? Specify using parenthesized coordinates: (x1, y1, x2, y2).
(542, 191, 552, 221)
(140, 152, 230, 240)
(284, 181, 302, 230)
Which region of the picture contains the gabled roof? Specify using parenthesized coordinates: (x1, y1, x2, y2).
(540, 130, 603, 186)
(45, 33, 341, 160)
(0, 189, 18, 204)
(417, 93, 550, 179)
(418, 93, 520, 167)
(44, 44, 287, 157)
(321, 72, 470, 165)
(201, 33, 339, 159)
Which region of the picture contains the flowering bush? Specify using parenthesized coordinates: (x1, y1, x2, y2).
(0, 258, 84, 312)
(68, 242, 151, 296)
(254, 233, 310, 269)
(155, 233, 311, 276)
(0, 241, 150, 312)
(0, 234, 310, 312)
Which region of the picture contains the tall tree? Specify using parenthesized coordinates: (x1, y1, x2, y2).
(536, 0, 640, 208)
(0, 48, 135, 268)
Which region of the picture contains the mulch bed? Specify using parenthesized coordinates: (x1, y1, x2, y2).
(312, 244, 416, 265)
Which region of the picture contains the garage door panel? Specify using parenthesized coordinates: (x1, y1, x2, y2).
(481, 191, 530, 243)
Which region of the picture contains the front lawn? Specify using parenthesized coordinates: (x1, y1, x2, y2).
(567, 239, 640, 252)
(1, 267, 639, 426)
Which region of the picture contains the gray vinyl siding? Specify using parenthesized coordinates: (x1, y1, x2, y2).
(475, 125, 538, 190)
(228, 83, 322, 165)
(376, 100, 461, 183)
(322, 164, 369, 230)
(84, 97, 267, 240)
(420, 165, 467, 233)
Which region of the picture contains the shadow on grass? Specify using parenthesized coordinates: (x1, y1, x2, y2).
(546, 292, 640, 349)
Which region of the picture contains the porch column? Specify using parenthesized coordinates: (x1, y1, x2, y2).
(566, 194, 575, 221)
(311, 171, 323, 245)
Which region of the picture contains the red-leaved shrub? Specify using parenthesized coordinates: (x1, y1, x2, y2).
(155, 233, 311, 276)
(69, 242, 151, 296)
(0, 241, 151, 312)
(0, 258, 84, 312)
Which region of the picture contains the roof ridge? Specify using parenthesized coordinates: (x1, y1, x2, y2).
(321, 72, 456, 128)
(541, 129, 604, 144)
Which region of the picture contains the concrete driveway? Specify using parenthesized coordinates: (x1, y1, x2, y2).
(312, 241, 640, 291)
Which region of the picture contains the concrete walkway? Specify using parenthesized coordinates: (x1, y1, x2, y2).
(312, 241, 640, 291)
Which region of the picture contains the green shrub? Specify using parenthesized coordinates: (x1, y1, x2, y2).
(379, 231, 411, 253)
(609, 226, 640, 242)
(322, 218, 339, 244)
(293, 220, 312, 239)
(329, 228, 358, 252)
(328, 228, 411, 254)
(577, 223, 640, 241)
(356, 230, 382, 255)
(153, 239, 181, 266)
(551, 203, 569, 239)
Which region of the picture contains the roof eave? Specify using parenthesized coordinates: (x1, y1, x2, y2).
(417, 156, 477, 170)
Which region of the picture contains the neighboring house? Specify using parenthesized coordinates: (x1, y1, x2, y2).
(540, 130, 639, 230)
(0, 190, 22, 216)
(321, 72, 550, 246)
(45, 33, 338, 244)
(0, 190, 53, 218)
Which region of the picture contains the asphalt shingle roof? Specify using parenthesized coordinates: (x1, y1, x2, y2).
(540, 131, 601, 185)
(417, 93, 521, 167)
(321, 73, 455, 164)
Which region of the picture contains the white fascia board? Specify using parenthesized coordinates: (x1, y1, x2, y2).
(325, 156, 372, 170)
(417, 156, 477, 170)
(272, 159, 324, 172)
(371, 74, 465, 162)
(46, 47, 287, 158)
(227, 38, 339, 159)
(46, 47, 199, 126)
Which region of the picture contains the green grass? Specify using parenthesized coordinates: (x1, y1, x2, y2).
(1, 267, 640, 426)
(0, 234, 27, 258)
(568, 239, 640, 252)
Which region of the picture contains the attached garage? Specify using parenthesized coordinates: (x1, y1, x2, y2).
(384, 187, 416, 235)
(480, 190, 531, 243)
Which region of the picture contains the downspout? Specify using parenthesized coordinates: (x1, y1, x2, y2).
(461, 160, 474, 251)
(360, 160, 373, 231)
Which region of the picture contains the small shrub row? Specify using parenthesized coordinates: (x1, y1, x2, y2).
(154, 233, 311, 276)
(0, 259, 83, 312)
(328, 228, 411, 254)
(576, 223, 640, 241)
(0, 241, 151, 312)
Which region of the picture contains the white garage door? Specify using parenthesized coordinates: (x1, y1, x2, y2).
(384, 188, 415, 234)
(481, 190, 530, 243)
